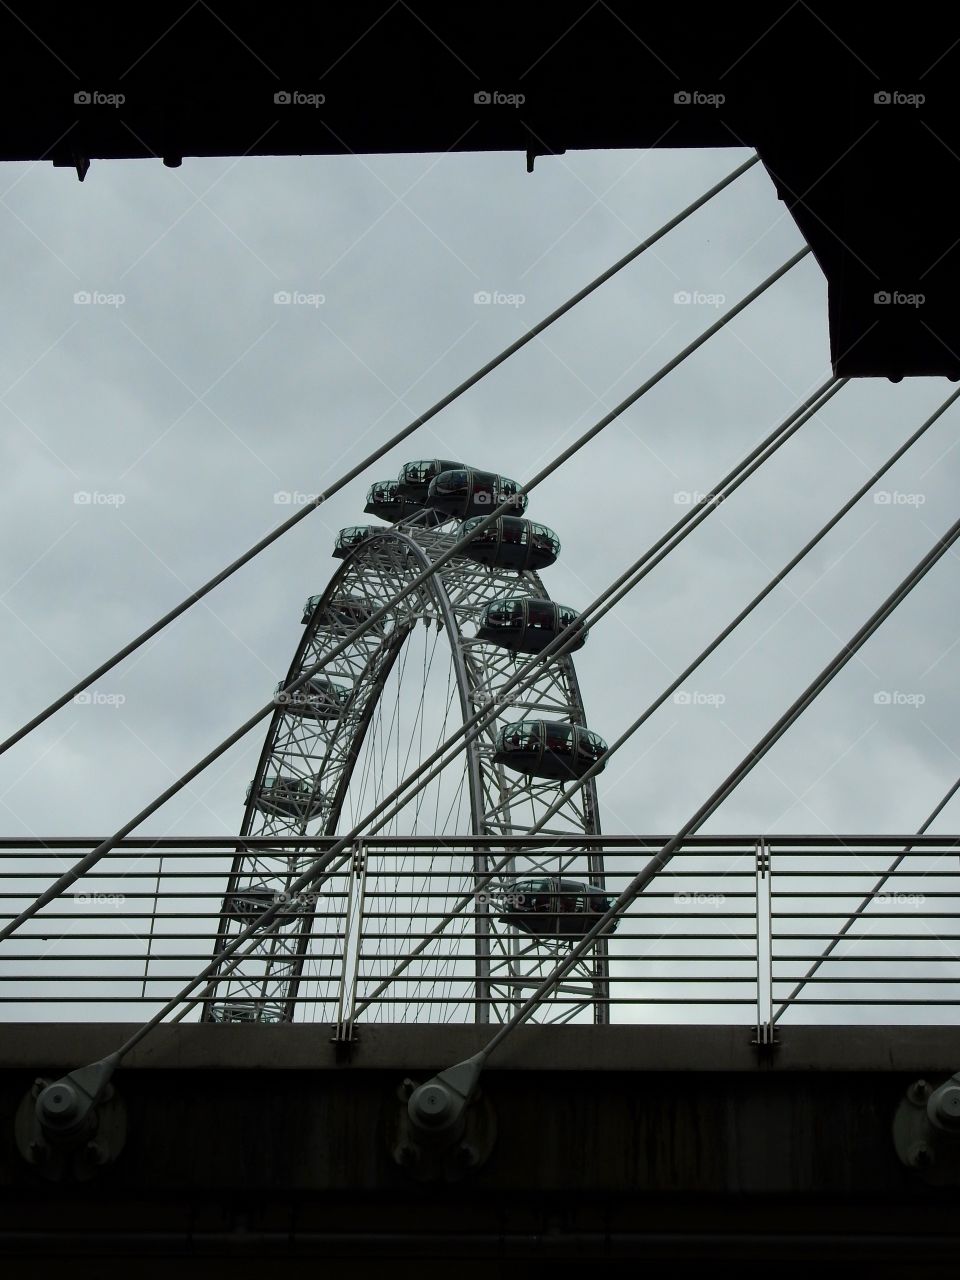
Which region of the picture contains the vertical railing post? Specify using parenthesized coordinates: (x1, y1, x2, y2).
(474, 841, 491, 1024)
(139, 851, 164, 1001)
(587, 838, 610, 1026)
(333, 839, 367, 1043)
(753, 837, 776, 1047)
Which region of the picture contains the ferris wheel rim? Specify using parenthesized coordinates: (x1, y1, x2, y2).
(210, 515, 607, 1026)
(239, 526, 488, 841)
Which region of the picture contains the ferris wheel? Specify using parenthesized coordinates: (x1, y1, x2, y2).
(205, 460, 612, 1026)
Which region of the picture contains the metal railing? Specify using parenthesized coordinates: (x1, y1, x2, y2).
(1, 836, 958, 1029)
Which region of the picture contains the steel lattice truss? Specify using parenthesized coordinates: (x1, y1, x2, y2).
(206, 517, 607, 1026)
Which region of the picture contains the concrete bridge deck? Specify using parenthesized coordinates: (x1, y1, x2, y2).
(3, 1023, 960, 1275)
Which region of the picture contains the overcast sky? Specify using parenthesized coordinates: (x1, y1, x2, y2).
(1, 143, 959, 845)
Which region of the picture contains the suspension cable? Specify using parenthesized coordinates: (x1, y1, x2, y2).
(160, 473, 960, 1042)
(181, 375, 841, 1021)
(492, 386, 960, 843)
(71, 257, 822, 1041)
(474, 505, 960, 1065)
(0, 155, 760, 761)
(351, 384, 960, 1013)
(772, 770, 960, 1022)
(0, 244, 809, 948)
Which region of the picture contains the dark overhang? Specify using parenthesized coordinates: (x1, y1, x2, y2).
(1, 9, 959, 381)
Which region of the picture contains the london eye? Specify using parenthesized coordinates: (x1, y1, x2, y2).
(206, 460, 612, 1025)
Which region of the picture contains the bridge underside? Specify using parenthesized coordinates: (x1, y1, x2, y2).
(3, 1, 960, 380)
(3, 1024, 960, 1275)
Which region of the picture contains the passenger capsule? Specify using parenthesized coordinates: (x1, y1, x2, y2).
(460, 516, 560, 571)
(274, 676, 350, 720)
(397, 458, 466, 501)
(247, 774, 326, 820)
(496, 876, 618, 939)
(364, 479, 412, 522)
(493, 720, 607, 781)
(302, 593, 376, 627)
(226, 889, 303, 920)
(427, 468, 528, 520)
(333, 525, 378, 559)
(209, 1002, 286, 1024)
(475, 596, 586, 654)
(226, 889, 274, 919)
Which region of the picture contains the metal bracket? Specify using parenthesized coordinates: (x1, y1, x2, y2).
(15, 1054, 125, 1180)
(330, 1026, 360, 1061)
(894, 1073, 960, 1182)
(525, 144, 566, 173)
(390, 1055, 495, 1181)
(756, 839, 771, 877)
(53, 150, 90, 182)
(750, 1021, 780, 1051)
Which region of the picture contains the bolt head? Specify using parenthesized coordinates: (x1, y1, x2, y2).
(456, 1142, 479, 1169)
(410, 1083, 453, 1126)
(37, 1082, 81, 1129)
(930, 1083, 960, 1131)
(908, 1079, 932, 1106)
(909, 1141, 935, 1169)
(24, 1138, 48, 1165)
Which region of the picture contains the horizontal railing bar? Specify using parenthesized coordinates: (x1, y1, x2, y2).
(359, 891, 757, 899)
(353, 962, 757, 972)
(0, 933, 765, 945)
(352, 969, 960, 980)
(0, 975, 332, 983)
(1, 835, 958, 847)
(772, 911, 960, 918)
(773, 977, 960, 988)
(18, 873, 960, 885)
(0, 911, 763, 920)
(0, 952, 768, 962)
(0, 912, 347, 920)
(772, 933, 960, 941)
(0, 853, 762, 861)
(0, 955, 340, 962)
(350, 977, 773, 988)
(0, 870, 760, 880)
(0, 861, 728, 873)
(2, 954, 955, 967)
(776, 998, 960, 1006)
(0, 903, 753, 915)
(771, 891, 960, 898)
(0, 995, 760, 1004)
(0, 964, 757, 972)
(0, 932, 346, 941)
(350, 931, 761, 939)
(0, 889, 762, 900)
(0, 976, 763, 985)
(764, 871, 960, 878)
(771, 955, 960, 962)
(360, 932, 935, 942)
(6, 949, 958, 959)
(354, 959, 959, 967)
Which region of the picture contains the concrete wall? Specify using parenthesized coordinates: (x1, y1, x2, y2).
(3, 1025, 960, 1274)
